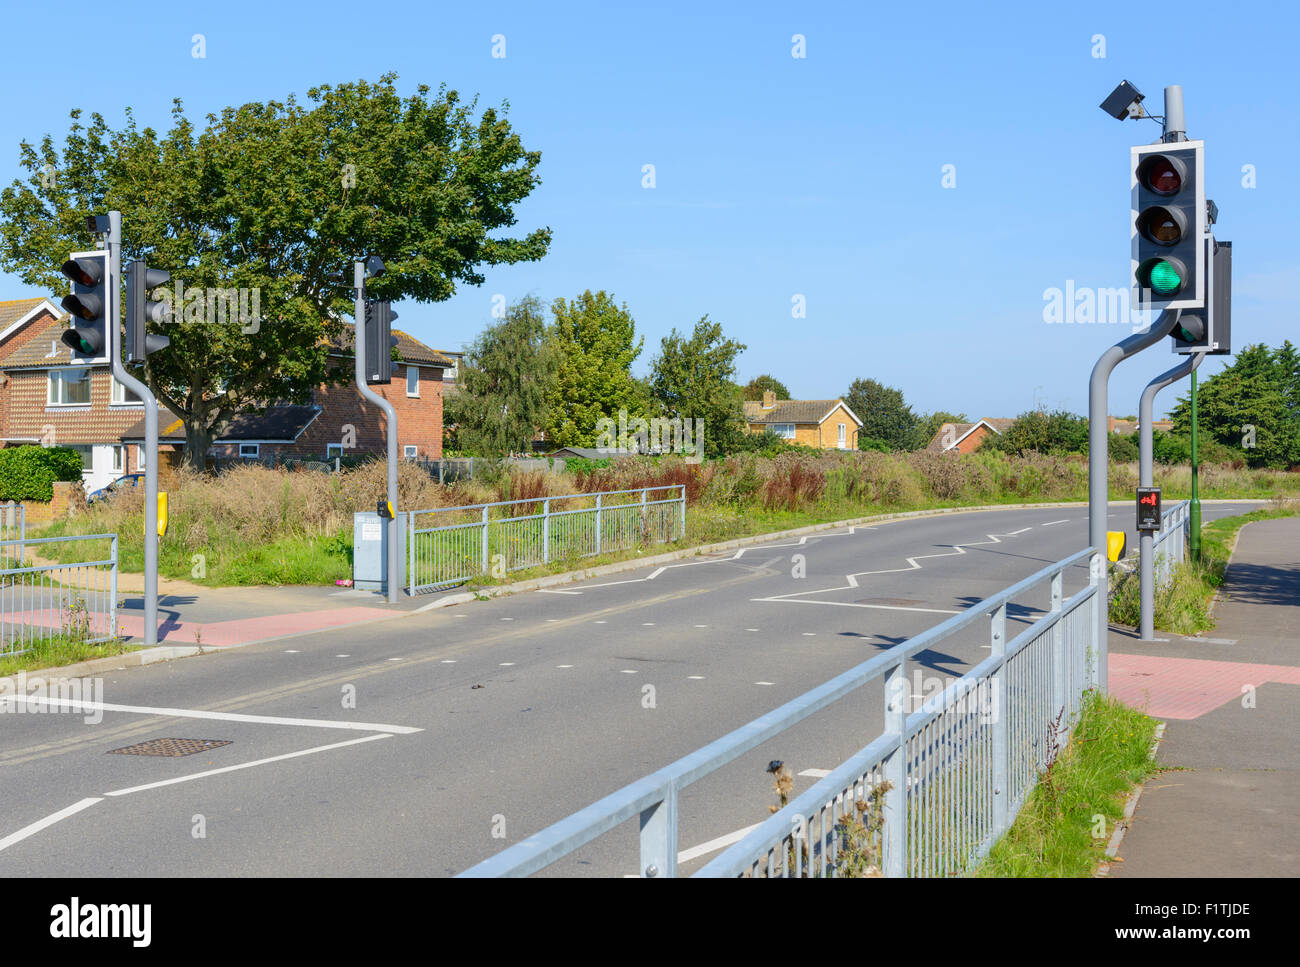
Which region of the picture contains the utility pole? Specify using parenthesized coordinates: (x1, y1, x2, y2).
(353, 258, 399, 603)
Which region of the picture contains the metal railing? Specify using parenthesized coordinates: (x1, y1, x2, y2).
(0, 503, 25, 569)
(459, 546, 1103, 878)
(407, 486, 686, 593)
(1, 534, 119, 658)
(1151, 499, 1190, 587)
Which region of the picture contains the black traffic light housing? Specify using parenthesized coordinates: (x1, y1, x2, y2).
(1173, 238, 1231, 354)
(124, 260, 173, 362)
(364, 300, 399, 384)
(1131, 141, 1205, 312)
(59, 251, 109, 361)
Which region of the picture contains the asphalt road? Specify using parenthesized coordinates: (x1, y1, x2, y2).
(0, 500, 1261, 877)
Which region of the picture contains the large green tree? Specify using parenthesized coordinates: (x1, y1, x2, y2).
(0, 74, 550, 467)
(448, 297, 558, 456)
(649, 316, 747, 456)
(1168, 343, 1300, 468)
(987, 410, 1089, 456)
(845, 378, 918, 450)
(543, 290, 648, 447)
(742, 374, 790, 401)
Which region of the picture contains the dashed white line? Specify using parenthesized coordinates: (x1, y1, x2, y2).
(677, 822, 764, 864)
(798, 768, 832, 779)
(335, 654, 350, 658)
(755, 681, 774, 686)
(499, 662, 516, 667)
(285, 650, 301, 654)
(1042, 519, 1070, 527)
(441, 660, 457, 664)
(688, 675, 705, 680)
(557, 664, 574, 668)
(642, 622, 656, 626)
(620, 670, 637, 674)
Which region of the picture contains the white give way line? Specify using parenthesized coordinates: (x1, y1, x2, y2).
(752, 527, 1032, 611)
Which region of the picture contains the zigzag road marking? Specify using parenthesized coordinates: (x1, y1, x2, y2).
(752, 527, 1032, 609)
(537, 527, 866, 594)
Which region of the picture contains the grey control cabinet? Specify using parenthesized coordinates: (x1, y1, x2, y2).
(353, 511, 405, 594)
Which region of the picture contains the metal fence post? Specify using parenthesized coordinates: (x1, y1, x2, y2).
(595, 493, 603, 555)
(639, 785, 678, 878)
(678, 485, 686, 540)
(640, 488, 647, 540)
(407, 511, 415, 593)
(882, 658, 907, 876)
(481, 505, 490, 575)
(1090, 552, 1106, 693)
(990, 602, 1009, 838)
(1050, 569, 1066, 740)
(110, 533, 119, 641)
(543, 498, 550, 565)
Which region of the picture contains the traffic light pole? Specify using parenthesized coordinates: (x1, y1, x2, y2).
(1088, 309, 1180, 687)
(353, 261, 399, 603)
(1137, 351, 1203, 640)
(1189, 370, 1201, 563)
(106, 211, 160, 646)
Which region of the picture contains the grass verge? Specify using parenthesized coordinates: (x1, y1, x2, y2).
(1109, 500, 1300, 635)
(0, 635, 140, 678)
(977, 691, 1158, 877)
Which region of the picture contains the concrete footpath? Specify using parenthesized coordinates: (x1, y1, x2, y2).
(1107, 516, 1300, 877)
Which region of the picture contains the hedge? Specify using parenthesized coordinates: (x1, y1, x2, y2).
(0, 446, 84, 502)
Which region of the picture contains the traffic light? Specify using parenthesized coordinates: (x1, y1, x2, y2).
(364, 300, 398, 384)
(59, 251, 109, 360)
(124, 260, 172, 362)
(1131, 141, 1205, 312)
(1172, 239, 1231, 354)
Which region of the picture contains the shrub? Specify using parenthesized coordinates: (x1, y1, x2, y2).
(0, 445, 84, 501)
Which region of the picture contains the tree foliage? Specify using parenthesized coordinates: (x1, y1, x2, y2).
(909, 410, 968, 451)
(543, 290, 648, 448)
(0, 74, 550, 467)
(447, 297, 558, 456)
(1168, 342, 1300, 468)
(844, 378, 918, 451)
(987, 410, 1089, 456)
(742, 374, 790, 401)
(649, 316, 747, 457)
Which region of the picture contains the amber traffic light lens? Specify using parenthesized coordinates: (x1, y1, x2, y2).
(1136, 206, 1185, 246)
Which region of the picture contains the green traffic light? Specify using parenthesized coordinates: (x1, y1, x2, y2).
(1148, 260, 1183, 294)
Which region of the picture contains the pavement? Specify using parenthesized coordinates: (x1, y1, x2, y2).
(0, 499, 1267, 877)
(1108, 515, 1300, 878)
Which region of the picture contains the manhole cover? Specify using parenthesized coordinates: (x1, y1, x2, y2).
(107, 738, 232, 758)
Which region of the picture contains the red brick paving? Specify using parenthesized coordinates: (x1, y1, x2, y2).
(1109, 651, 1300, 720)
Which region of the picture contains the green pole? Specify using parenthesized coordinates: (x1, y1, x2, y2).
(1189, 369, 1201, 563)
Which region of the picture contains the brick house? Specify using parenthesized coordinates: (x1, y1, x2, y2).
(0, 297, 180, 493)
(743, 391, 862, 450)
(0, 296, 454, 485)
(926, 418, 1017, 454)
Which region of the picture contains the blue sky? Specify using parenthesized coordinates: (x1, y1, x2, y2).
(2, 0, 1295, 420)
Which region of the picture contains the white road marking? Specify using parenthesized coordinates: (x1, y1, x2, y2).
(387, 657, 402, 662)
(594, 620, 607, 624)
(642, 622, 656, 626)
(755, 681, 774, 686)
(1041, 519, 1070, 527)
(538, 589, 582, 595)
(500, 617, 514, 621)
(284, 650, 301, 654)
(620, 670, 637, 674)
(746, 628, 759, 632)
(103, 734, 391, 798)
(557, 664, 574, 668)
(335, 654, 350, 658)
(754, 525, 1031, 611)
(694, 624, 708, 628)
(688, 675, 705, 680)
(441, 659, 457, 664)
(678, 822, 764, 864)
(499, 662, 516, 667)
(0, 695, 422, 734)
(799, 768, 832, 778)
(802, 632, 816, 637)
(0, 797, 102, 854)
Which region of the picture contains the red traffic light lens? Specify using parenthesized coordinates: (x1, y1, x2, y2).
(1137, 154, 1185, 195)
(1136, 206, 1186, 246)
(60, 257, 102, 287)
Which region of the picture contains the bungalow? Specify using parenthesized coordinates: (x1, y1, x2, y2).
(926, 418, 1017, 454)
(743, 391, 862, 450)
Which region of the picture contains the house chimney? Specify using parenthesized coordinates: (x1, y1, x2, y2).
(761, 390, 776, 409)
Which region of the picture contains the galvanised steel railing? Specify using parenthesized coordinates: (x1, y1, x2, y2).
(0, 503, 25, 569)
(407, 486, 686, 593)
(0, 534, 119, 658)
(459, 546, 1103, 878)
(1151, 499, 1190, 587)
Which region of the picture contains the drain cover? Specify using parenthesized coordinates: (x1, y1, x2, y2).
(108, 738, 232, 758)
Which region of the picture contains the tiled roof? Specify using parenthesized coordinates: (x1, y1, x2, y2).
(0, 297, 57, 336)
(120, 405, 321, 444)
(1, 312, 79, 368)
(331, 323, 456, 369)
(743, 399, 857, 425)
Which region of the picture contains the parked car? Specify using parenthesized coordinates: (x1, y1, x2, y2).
(87, 473, 144, 504)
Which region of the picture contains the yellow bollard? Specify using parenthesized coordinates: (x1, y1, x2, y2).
(1106, 530, 1126, 562)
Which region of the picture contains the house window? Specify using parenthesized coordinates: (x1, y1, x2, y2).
(111, 445, 124, 472)
(838, 423, 847, 448)
(406, 366, 420, 398)
(48, 369, 92, 405)
(136, 445, 147, 471)
(239, 444, 260, 459)
(67, 444, 93, 472)
(771, 423, 795, 439)
(327, 444, 343, 459)
(111, 376, 142, 405)
(404, 445, 418, 459)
